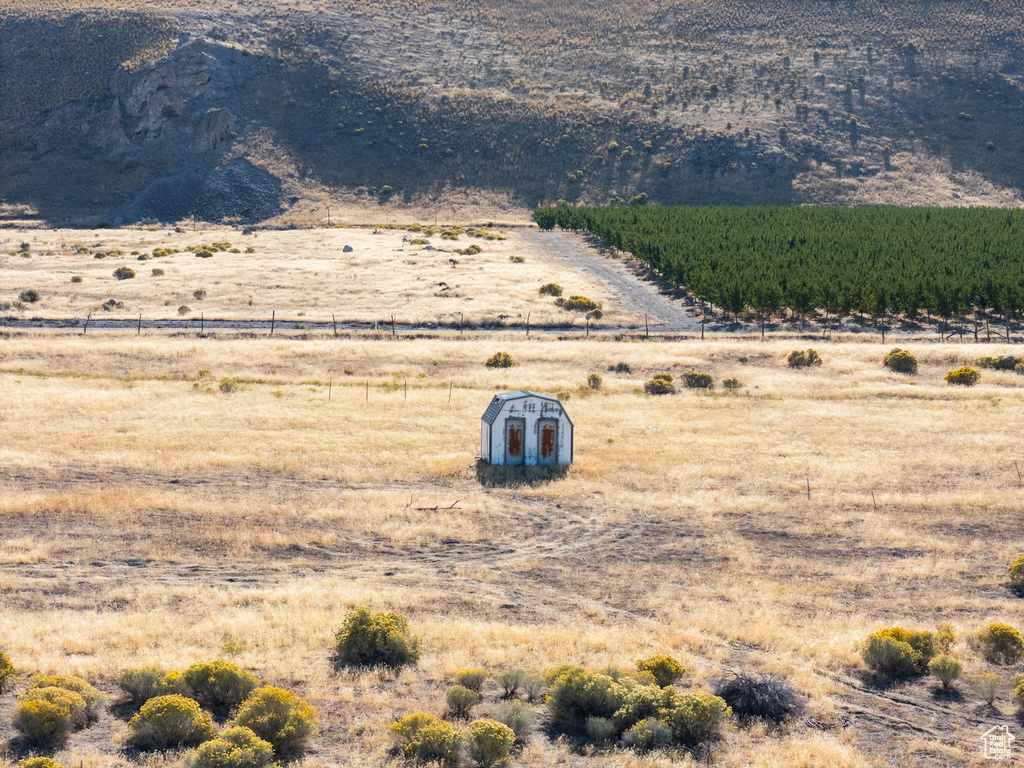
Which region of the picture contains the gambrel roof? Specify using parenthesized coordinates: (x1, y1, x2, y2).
(481, 390, 571, 426)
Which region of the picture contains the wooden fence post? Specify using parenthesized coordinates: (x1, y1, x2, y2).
(271, 310, 275, 336)
(644, 313, 648, 338)
(84, 312, 91, 335)
(138, 313, 142, 336)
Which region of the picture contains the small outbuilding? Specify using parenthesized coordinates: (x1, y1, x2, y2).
(480, 390, 573, 466)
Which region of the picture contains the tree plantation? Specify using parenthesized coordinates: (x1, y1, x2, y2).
(535, 205, 1024, 325)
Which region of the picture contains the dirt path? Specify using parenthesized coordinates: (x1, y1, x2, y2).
(520, 229, 700, 332)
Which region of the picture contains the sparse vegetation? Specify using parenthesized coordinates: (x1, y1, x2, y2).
(712, 671, 802, 723)
(19, 289, 39, 303)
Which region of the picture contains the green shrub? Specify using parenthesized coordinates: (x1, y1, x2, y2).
(26, 674, 106, 720)
(682, 371, 714, 389)
(113, 266, 136, 280)
(722, 377, 743, 391)
(883, 348, 918, 374)
(496, 669, 526, 698)
(928, 655, 963, 690)
(976, 355, 1022, 370)
(127, 695, 214, 750)
(331, 607, 421, 669)
(456, 668, 489, 692)
(390, 714, 462, 766)
(788, 349, 822, 368)
(644, 378, 675, 395)
(19, 687, 89, 731)
(410, 238, 429, 245)
(945, 367, 980, 386)
(446, 685, 480, 718)
(182, 660, 259, 713)
(18, 758, 64, 768)
(12, 699, 76, 747)
(612, 683, 668, 731)
(620, 717, 672, 752)
(179, 305, 192, 315)
(466, 719, 515, 768)
(636, 656, 685, 688)
(0, 649, 16, 692)
(151, 269, 165, 276)
(546, 666, 623, 733)
(608, 362, 632, 373)
(118, 666, 183, 705)
(556, 295, 601, 313)
(230, 686, 318, 757)
(663, 691, 731, 746)
(586, 373, 602, 390)
(193, 289, 207, 300)
(1014, 679, 1024, 709)
(189, 726, 275, 768)
(219, 379, 237, 394)
(138, 253, 151, 261)
(19, 289, 40, 303)
(195, 250, 214, 259)
(538, 283, 563, 297)
(484, 352, 519, 369)
(652, 373, 673, 382)
(489, 700, 534, 744)
(1007, 556, 1024, 589)
(70, 276, 83, 283)
(973, 672, 1000, 704)
(977, 623, 1024, 665)
(935, 622, 957, 653)
(583, 716, 616, 745)
(860, 628, 935, 676)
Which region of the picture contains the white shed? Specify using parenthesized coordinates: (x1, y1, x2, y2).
(480, 390, 573, 466)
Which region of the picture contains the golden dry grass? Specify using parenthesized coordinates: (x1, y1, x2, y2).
(0, 332, 1022, 767)
(0, 227, 623, 326)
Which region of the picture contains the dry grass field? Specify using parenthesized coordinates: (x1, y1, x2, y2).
(0, 227, 624, 327)
(1, 331, 1023, 767)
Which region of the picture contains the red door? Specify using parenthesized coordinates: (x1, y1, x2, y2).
(505, 419, 525, 465)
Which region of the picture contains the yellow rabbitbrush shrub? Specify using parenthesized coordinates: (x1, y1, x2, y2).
(118, 666, 186, 705)
(466, 719, 515, 768)
(19, 687, 89, 730)
(230, 686, 319, 758)
(18, 759, 64, 768)
(182, 660, 259, 713)
(455, 668, 489, 692)
(332, 607, 421, 669)
(977, 623, 1024, 665)
(883, 348, 918, 374)
(927, 654, 963, 690)
(127, 694, 215, 751)
(0, 649, 15, 693)
(26, 674, 106, 721)
(945, 366, 980, 386)
(860, 627, 935, 677)
(1008, 555, 1024, 590)
(662, 691, 731, 746)
(635, 655, 685, 688)
(12, 697, 77, 747)
(189, 726, 276, 768)
(389, 714, 462, 767)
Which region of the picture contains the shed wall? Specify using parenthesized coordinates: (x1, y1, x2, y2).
(487, 396, 572, 465)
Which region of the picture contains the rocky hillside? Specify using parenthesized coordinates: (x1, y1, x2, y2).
(3, 0, 1024, 225)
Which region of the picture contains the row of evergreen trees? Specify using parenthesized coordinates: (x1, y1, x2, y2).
(534, 205, 1024, 322)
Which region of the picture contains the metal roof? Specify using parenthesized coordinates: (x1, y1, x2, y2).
(480, 390, 569, 425)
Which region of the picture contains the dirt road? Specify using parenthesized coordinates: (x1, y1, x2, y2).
(520, 229, 700, 332)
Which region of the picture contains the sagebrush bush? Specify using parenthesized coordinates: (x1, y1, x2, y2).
(612, 683, 668, 732)
(538, 283, 563, 297)
(18, 758, 64, 768)
(489, 700, 534, 744)
(466, 719, 515, 768)
(484, 352, 519, 368)
(935, 622, 957, 652)
(113, 266, 136, 280)
(219, 379, 237, 394)
(1007, 556, 1024, 590)
(0, 648, 16, 692)
(151, 268, 164, 276)
(456, 668, 489, 692)
(976, 355, 1022, 370)
(663, 691, 731, 746)
(973, 672, 1000, 704)
(584, 716, 616, 745)
(128, 695, 214, 751)
(496, 669, 525, 698)
(945, 367, 980, 386)
(713, 671, 802, 722)
(189, 726, 275, 768)
(1014, 679, 1024, 709)
(183, 661, 258, 712)
(788, 349, 822, 368)
(586, 373, 602, 390)
(230, 687, 318, 757)
(635, 656, 684, 688)
(19, 289, 40, 302)
(390, 714, 462, 766)
(556, 295, 601, 314)
(978, 623, 1024, 665)
(722, 377, 742, 391)
(26, 674, 106, 720)
(19, 687, 89, 730)
(522, 676, 544, 702)
(70, 276, 83, 283)
(608, 362, 631, 373)
(620, 717, 672, 752)
(13, 694, 80, 746)
(861, 628, 934, 676)
(331, 607, 421, 669)
(178, 305, 191, 315)
(446, 685, 480, 718)
(682, 371, 714, 389)
(883, 348, 918, 374)
(927, 655, 963, 690)
(118, 666, 181, 705)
